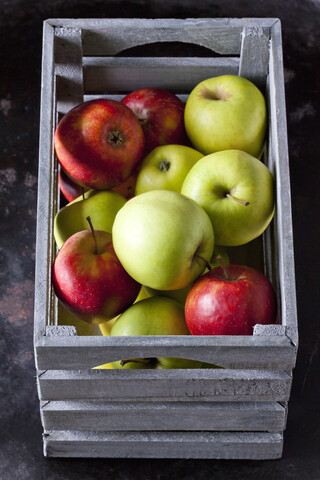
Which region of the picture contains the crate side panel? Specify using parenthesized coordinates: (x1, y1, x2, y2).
(269, 21, 298, 346)
(38, 369, 292, 402)
(34, 22, 56, 347)
(43, 430, 283, 459)
(36, 334, 297, 371)
(41, 400, 286, 432)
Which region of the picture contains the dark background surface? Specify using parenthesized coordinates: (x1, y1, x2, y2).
(0, 1, 319, 479)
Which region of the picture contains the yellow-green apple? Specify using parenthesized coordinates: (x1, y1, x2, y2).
(54, 189, 126, 249)
(58, 303, 101, 336)
(99, 287, 150, 336)
(52, 229, 141, 324)
(181, 150, 274, 246)
(143, 246, 229, 305)
(121, 88, 189, 155)
(185, 263, 277, 335)
(110, 296, 203, 369)
(135, 144, 203, 195)
(54, 99, 145, 190)
(112, 190, 214, 290)
(184, 75, 266, 157)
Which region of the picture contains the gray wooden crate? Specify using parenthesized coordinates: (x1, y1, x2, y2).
(34, 18, 297, 459)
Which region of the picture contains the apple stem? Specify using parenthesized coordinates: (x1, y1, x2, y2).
(81, 187, 85, 201)
(216, 255, 230, 280)
(86, 216, 98, 255)
(120, 358, 151, 367)
(159, 160, 170, 172)
(195, 254, 211, 271)
(226, 193, 249, 206)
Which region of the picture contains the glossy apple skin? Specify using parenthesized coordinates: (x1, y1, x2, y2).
(110, 296, 203, 369)
(112, 190, 214, 290)
(54, 189, 127, 249)
(181, 150, 274, 246)
(52, 230, 141, 324)
(121, 88, 189, 155)
(54, 99, 145, 190)
(184, 75, 266, 158)
(135, 144, 203, 195)
(185, 264, 277, 335)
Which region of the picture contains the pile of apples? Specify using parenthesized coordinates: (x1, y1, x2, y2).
(52, 75, 278, 369)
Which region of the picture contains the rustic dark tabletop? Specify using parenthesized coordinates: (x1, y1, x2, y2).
(1, 1, 319, 479)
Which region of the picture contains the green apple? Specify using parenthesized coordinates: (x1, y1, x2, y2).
(99, 287, 150, 336)
(112, 190, 214, 290)
(110, 296, 203, 369)
(184, 75, 267, 158)
(143, 246, 229, 304)
(54, 189, 126, 249)
(58, 303, 101, 336)
(135, 144, 203, 195)
(181, 150, 274, 246)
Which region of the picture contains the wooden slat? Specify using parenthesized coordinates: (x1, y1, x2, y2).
(44, 18, 279, 56)
(38, 369, 292, 402)
(40, 400, 286, 432)
(43, 430, 283, 459)
(83, 57, 239, 93)
(268, 20, 298, 346)
(238, 26, 270, 90)
(35, 334, 297, 371)
(83, 93, 189, 103)
(34, 21, 56, 342)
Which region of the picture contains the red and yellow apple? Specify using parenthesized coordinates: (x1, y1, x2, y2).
(52, 229, 141, 324)
(185, 264, 277, 335)
(121, 88, 189, 155)
(54, 99, 145, 190)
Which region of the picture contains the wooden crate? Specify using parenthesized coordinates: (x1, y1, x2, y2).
(34, 18, 298, 460)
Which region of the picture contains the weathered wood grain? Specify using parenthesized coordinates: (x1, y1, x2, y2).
(83, 57, 239, 93)
(40, 400, 286, 432)
(38, 369, 292, 402)
(46, 18, 279, 56)
(35, 333, 297, 371)
(269, 20, 298, 346)
(239, 26, 269, 90)
(55, 27, 84, 114)
(43, 430, 283, 459)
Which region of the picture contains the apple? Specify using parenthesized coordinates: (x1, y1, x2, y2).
(54, 189, 127, 249)
(184, 75, 267, 158)
(181, 149, 274, 246)
(143, 246, 229, 305)
(135, 144, 203, 195)
(58, 167, 136, 202)
(112, 190, 214, 290)
(185, 263, 278, 335)
(58, 302, 101, 336)
(99, 287, 150, 336)
(52, 227, 141, 324)
(58, 168, 90, 203)
(121, 88, 189, 155)
(110, 296, 203, 369)
(54, 99, 145, 190)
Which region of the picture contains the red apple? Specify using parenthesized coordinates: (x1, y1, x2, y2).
(121, 88, 189, 155)
(52, 228, 141, 324)
(54, 99, 145, 190)
(58, 167, 137, 201)
(185, 264, 277, 335)
(58, 168, 89, 202)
